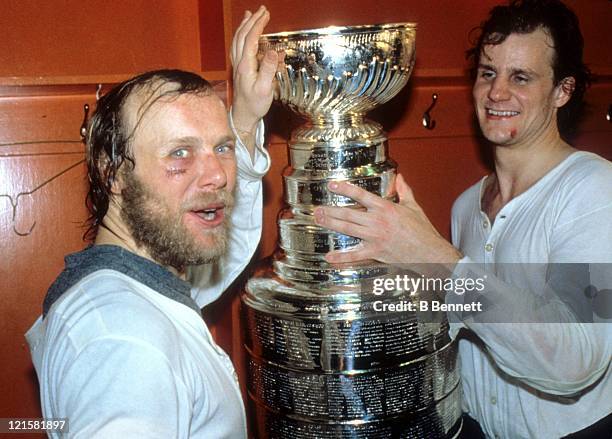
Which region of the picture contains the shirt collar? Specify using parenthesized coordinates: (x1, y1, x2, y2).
(43, 244, 201, 317)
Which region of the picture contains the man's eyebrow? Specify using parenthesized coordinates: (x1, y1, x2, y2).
(477, 63, 540, 78)
(169, 136, 201, 145)
(168, 135, 234, 144)
(213, 135, 236, 145)
(162, 135, 236, 151)
(478, 63, 496, 71)
(510, 67, 539, 77)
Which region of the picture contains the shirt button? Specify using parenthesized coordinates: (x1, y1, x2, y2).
(490, 396, 497, 405)
(485, 243, 494, 252)
(483, 221, 488, 228)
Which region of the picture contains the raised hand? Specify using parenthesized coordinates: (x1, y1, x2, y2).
(314, 174, 463, 265)
(230, 6, 283, 156)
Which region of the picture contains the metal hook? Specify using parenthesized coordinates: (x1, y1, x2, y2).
(96, 84, 103, 101)
(13, 221, 36, 237)
(12, 193, 35, 236)
(0, 193, 37, 237)
(80, 103, 90, 140)
(422, 93, 438, 130)
(1, 159, 84, 237)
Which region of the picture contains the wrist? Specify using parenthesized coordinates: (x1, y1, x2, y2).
(230, 104, 259, 135)
(428, 245, 463, 277)
(229, 106, 258, 160)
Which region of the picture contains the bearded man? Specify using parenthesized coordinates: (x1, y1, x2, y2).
(26, 7, 279, 438)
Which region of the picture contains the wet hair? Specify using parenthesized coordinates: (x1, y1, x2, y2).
(84, 69, 213, 240)
(467, 0, 591, 137)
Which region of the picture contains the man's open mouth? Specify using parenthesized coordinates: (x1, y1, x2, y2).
(197, 207, 221, 221)
(191, 204, 225, 225)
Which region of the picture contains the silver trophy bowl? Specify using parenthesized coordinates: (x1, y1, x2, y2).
(260, 23, 415, 119)
(243, 23, 462, 438)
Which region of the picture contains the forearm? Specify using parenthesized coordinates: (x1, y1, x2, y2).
(447, 260, 612, 395)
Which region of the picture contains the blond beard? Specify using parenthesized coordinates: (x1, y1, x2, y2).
(120, 170, 234, 271)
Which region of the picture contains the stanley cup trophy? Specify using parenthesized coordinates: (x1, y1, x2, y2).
(242, 23, 462, 438)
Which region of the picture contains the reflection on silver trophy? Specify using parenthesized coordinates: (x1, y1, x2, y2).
(242, 23, 462, 438)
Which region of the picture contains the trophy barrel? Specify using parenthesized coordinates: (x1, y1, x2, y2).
(242, 23, 462, 438)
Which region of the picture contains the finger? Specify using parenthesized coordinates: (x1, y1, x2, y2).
(316, 205, 370, 227)
(328, 180, 387, 210)
(241, 7, 269, 68)
(325, 245, 372, 264)
(231, 10, 253, 64)
(396, 174, 416, 205)
(234, 6, 266, 66)
(254, 50, 279, 92)
(232, 10, 256, 64)
(314, 208, 371, 238)
(277, 50, 286, 68)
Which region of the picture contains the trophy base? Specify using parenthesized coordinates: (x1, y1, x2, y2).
(243, 272, 461, 439)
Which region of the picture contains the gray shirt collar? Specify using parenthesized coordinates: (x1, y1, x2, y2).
(43, 244, 201, 318)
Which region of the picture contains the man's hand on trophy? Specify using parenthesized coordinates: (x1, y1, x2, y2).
(231, 6, 283, 157)
(314, 174, 463, 268)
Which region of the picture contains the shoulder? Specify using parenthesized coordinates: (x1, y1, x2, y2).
(558, 151, 612, 188)
(45, 270, 188, 355)
(553, 152, 612, 216)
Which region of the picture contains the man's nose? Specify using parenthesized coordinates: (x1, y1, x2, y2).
(488, 77, 511, 101)
(196, 154, 227, 190)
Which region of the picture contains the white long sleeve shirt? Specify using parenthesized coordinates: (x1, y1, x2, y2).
(449, 151, 612, 438)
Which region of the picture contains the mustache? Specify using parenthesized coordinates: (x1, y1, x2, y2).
(181, 190, 235, 212)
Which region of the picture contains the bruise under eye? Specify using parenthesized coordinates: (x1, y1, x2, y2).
(166, 167, 186, 177)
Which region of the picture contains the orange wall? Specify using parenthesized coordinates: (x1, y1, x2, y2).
(0, 0, 202, 79)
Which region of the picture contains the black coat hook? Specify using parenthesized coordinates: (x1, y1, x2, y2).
(422, 93, 438, 130)
(80, 103, 90, 140)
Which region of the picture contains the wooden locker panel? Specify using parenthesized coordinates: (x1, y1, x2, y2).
(198, 0, 228, 72)
(564, 0, 612, 77)
(0, 91, 94, 433)
(0, 0, 202, 79)
(575, 82, 612, 137)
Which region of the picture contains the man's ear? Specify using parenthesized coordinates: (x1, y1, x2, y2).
(110, 170, 124, 194)
(554, 76, 575, 108)
(107, 170, 125, 211)
(99, 155, 125, 195)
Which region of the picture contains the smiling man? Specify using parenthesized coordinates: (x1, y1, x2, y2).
(26, 7, 279, 438)
(314, 1, 612, 437)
